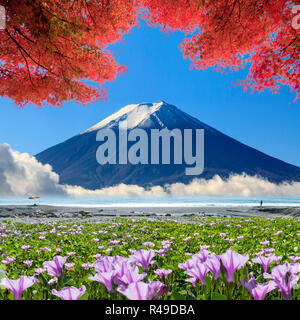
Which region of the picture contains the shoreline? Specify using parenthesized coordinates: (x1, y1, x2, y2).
(0, 204, 299, 223)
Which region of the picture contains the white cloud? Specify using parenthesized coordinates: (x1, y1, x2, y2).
(1, 143, 300, 198)
(64, 173, 300, 198)
(0, 143, 65, 196)
(164, 174, 300, 197)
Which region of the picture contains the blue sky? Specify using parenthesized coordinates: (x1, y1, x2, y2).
(0, 20, 299, 167)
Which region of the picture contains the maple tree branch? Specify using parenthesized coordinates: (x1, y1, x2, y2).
(13, 27, 35, 43)
(5, 28, 56, 76)
(82, 0, 97, 25)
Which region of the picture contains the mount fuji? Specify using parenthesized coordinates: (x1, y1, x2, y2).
(35, 101, 300, 189)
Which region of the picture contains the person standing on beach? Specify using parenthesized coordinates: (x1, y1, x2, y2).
(260, 200, 263, 206)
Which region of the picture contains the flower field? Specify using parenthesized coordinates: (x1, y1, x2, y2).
(0, 215, 299, 300)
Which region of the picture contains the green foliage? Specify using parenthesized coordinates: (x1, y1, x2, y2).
(0, 215, 299, 300)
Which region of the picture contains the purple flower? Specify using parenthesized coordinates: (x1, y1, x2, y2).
(205, 254, 221, 280)
(157, 249, 165, 256)
(130, 250, 156, 271)
(0, 276, 36, 300)
(193, 249, 210, 263)
(154, 269, 172, 280)
(200, 245, 210, 250)
(264, 263, 300, 300)
(117, 281, 167, 300)
(260, 241, 269, 247)
(241, 274, 277, 300)
(289, 256, 300, 264)
(89, 272, 116, 293)
(2, 256, 15, 265)
(183, 236, 191, 242)
(65, 263, 75, 271)
(220, 249, 249, 283)
(114, 264, 146, 287)
(252, 255, 278, 272)
(23, 260, 33, 268)
(82, 263, 92, 270)
(178, 259, 196, 271)
(93, 256, 115, 273)
(52, 285, 86, 300)
(186, 277, 197, 287)
(34, 268, 46, 275)
(21, 245, 30, 251)
(43, 256, 68, 277)
(143, 242, 155, 247)
(186, 263, 208, 286)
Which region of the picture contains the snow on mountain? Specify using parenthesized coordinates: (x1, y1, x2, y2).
(81, 101, 166, 134)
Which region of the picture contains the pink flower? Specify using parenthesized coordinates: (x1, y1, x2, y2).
(205, 254, 221, 280)
(260, 241, 269, 247)
(154, 269, 172, 280)
(65, 263, 75, 271)
(82, 263, 92, 270)
(114, 264, 146, 287)
(23, 260, 33, 267)
(252, 255, 281, 272)
(143, 242, 155, 247)
(241, 273, 277, 300)
(1, 256, 15, 265)
(0, 276, 36, 300)
(183, 237, 191, 242)
(43, 256, 68, 277)
(264, 263, 300, 300)
(52, 285, 86, 300)
(89, 272, 115, 293)
(186, 263, 208, 286)
(34, 268, 46, 275)
(220, 249, 249, 283)
(118, 281, 167, 300)
(130, 250, 156, 271)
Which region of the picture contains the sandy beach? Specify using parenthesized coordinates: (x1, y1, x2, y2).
(0, 204, 299, 223)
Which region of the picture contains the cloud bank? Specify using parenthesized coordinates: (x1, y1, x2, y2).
(1, 143, 300, 198)
(0, 143, 65, 196)
(64, 174, 300, 198)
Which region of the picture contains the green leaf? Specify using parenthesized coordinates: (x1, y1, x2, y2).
(170, 292, 186, 300)
(211, 292, 227, 300)
(205, 276, 212, 292)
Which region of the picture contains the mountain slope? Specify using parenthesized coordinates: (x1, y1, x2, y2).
(35, 101, 300, 189)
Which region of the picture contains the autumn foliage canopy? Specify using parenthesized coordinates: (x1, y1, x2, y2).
(0, 0, 299, 107)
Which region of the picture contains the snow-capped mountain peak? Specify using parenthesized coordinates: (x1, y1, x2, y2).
(81, 101, 167, 134)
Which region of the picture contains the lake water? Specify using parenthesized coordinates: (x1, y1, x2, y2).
(1, 196, 300, 207)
